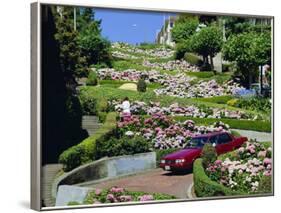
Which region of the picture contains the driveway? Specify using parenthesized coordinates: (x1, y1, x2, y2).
(231, 129, 272, 142)
(80, 168, 194, 199)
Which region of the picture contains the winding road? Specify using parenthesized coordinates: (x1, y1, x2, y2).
(79, 168, 194, 199)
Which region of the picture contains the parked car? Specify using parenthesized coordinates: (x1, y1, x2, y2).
(159, 132, 247, 172)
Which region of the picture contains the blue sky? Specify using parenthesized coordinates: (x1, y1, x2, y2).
(93, 8, 174, 45)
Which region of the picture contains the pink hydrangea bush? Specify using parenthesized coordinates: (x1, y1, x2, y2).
(83, 186, 176, 204)
(117, 113, 230, 149)
(205, 142, 272, 193)
(109, 100, 256, 120)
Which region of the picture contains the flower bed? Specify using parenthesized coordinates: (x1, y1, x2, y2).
(96, 68, 244, 98)
(112, 42, 175, 58)
(81, 186, 176, 205)
(142, 59, 199, 72)
(205, 141, 272, 194)
(109, 100, 256, 120)
(117, 113, 230, 149)
(154, 79, 244, 98)
(193, 158, 241, 197)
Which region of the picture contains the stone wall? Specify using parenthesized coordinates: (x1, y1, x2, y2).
(52, 152, 156, 198)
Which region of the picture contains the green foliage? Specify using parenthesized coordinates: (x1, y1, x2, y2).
(138, 42, 168, 50)
(175, 41, 191, 59)
(201, 144, 217, 168)
(193, 159, 242, 197)
(184, 53, 203, 66)
(67, 201, 81, 206)
(79, 94, 97, 115)
(193, 96, 233, 104)
(171, 17, 199, 43)
(95, 135, 151, 160)
(189, 26, 223, 69)
(257, 175, 272, 194)
(54, 7, 87, 78)
(96, 98, 109, 112)
(86, 71, 98, 86)
(174, 116, 271, 132)
(84, 188, 176, 204)
(226, 98, 239, 106)
(137, 79, 147, 92)
(223, 32, 271, 88)
(112, 60, 147, 71)
(231, 97, 271, 113)
(78, 8, 112, 69)
(224, 17, 271, 39)
(59, 112, 117, 171)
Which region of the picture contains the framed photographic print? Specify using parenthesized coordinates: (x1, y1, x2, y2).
(31, 1, 274, 211)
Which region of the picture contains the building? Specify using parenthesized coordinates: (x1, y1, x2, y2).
(156, 16, 177, 47)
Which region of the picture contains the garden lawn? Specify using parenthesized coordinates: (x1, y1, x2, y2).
(187, 71, 232, 84)
(81, 85, 263, 117)
(174, 116, 271, 132)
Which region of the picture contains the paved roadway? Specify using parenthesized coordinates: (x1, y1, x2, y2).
(81, 168, 194, 199)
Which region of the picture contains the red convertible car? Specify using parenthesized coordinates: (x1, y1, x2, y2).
(159, 132, 247, 172)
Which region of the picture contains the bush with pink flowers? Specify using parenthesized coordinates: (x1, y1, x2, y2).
(205, 141, 272, 194)
(116, 113, 230, 149)
(82, 186, 176, 204)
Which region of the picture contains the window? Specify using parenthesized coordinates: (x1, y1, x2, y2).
(209, 135, 218, 144)
(218, 133, 232, 144)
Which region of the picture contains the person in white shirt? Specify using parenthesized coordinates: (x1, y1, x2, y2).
(121, 97, 131, 120)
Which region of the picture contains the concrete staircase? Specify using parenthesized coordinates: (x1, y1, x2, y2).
(82, 115, 102, 136)
(42, 164, 63, 207)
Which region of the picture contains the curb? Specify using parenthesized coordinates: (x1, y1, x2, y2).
(187, 182, 195, 199)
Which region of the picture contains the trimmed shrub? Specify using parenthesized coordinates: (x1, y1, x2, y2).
(137, 79, 147, 92)
(79, 96, 97, 115)
(184, 53, 203, 66)
(201, 144, 217, 168)
(59, 112, 117, 172)
(86, 71, 98, 86)
(96, 98, 109, 112)
(95, 135, 151, 160)
(227, 98, 239, 107)
(97, 111, 107, 123)
(193, 159, 242, 197)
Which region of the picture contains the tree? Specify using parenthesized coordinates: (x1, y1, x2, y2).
(189, 26, 223, 70)
(171, 17, 199, 43)
(223, 32, 271, 88)
(54, 7, 88, 79)
(78, 8, 112, 69)
(172, 16, 199, 59)
(41, 5, 88, 164)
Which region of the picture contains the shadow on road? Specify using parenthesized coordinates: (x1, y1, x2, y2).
(161, 168, 193, 176)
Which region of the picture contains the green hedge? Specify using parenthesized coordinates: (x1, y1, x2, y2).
(184, 53, 203, 66)
(193, 158, 242, 197)
(174, 116, 271, 132)
(59, 112, 117, 172)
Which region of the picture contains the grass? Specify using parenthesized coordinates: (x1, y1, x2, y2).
(99, 80, 162, 89)
(190, 96, 233, 104)
(187, 72, 232, 84)
(111, 59, 147, 71)
(173, 116, 271, 132)
(80, 85, 263, 117)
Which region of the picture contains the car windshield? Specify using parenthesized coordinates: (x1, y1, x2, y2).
(184, 137, 209, 148)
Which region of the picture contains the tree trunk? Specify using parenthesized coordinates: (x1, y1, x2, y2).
(210, 55, 214, 71)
